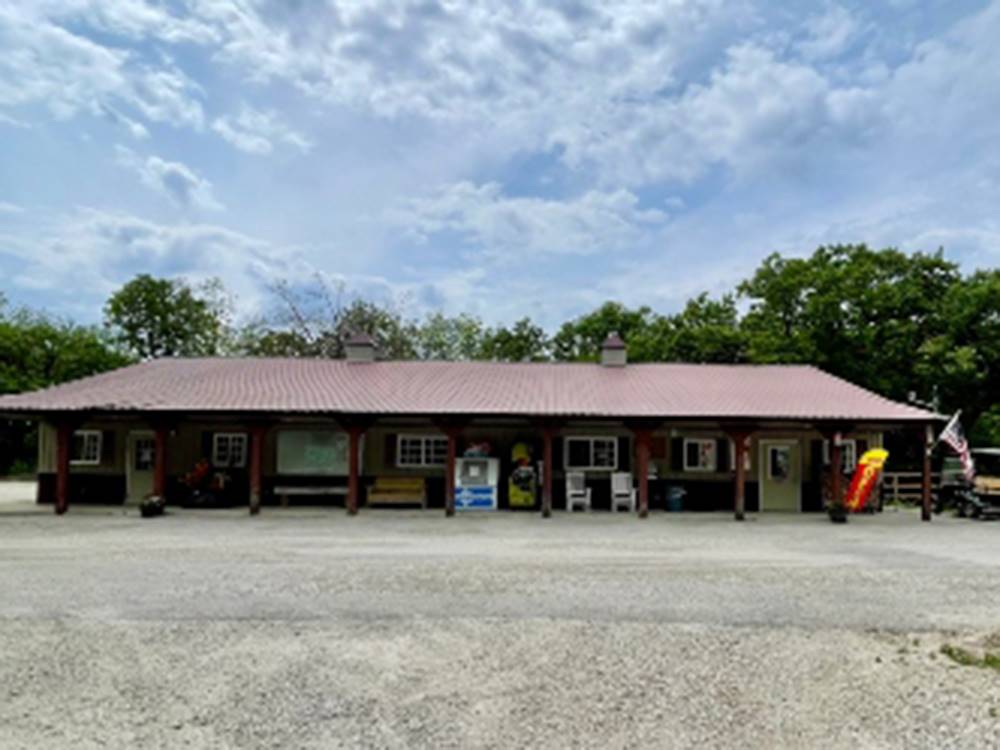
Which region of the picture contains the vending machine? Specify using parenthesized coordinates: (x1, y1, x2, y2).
(508, 442, 537, 509)
(454, 455, 499, 511)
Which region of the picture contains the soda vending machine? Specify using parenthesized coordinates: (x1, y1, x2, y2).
(508, 442, 537, 509)
(454, 455, 499, 511)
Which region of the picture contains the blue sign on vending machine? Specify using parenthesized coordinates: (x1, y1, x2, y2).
(454, 457, 499, 511)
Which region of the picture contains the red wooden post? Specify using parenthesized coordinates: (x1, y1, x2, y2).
(444, 428, 458, 517)
(541, 427, 555, 518)
(153, 426, 169, 498)
(921, 423, 933, 522)
(635, 430, 651, 519)
(729, 431, 750, 521)
(55, 422, 72, 515)
(830, 439, 843, 510)
(347, 426, 363, 516)
(249, 425, 265, 516)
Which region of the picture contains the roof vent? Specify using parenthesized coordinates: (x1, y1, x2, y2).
(601, 331, 627, 367)
(345, 332, 376, 363)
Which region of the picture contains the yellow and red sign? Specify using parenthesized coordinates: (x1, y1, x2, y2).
(844, 448, 889, 512)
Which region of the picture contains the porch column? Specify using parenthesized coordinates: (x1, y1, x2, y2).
(726, 429, 752, 521)
(54, 422, 72, 515)
(444, 428, 459, 517)
(153, 426, 169, 499)
(830, 440, 843, 510)
(635, 429, 652, 519)
(346, 425, 364, 516)
(541, 425, 556, 518)
(921, 423, 933, 522)
(248, 425, 266, 516)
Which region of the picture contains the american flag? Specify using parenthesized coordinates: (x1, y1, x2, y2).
(938, 412, 976, 482)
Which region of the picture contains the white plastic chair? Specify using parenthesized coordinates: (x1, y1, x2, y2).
(565, 472, 592, 512)
(611, 472, 636, 512)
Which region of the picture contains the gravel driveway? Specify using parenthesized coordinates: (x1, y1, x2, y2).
(1, 501, 999, 748)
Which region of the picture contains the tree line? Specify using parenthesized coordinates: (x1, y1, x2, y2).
(1, 244, 998, 472)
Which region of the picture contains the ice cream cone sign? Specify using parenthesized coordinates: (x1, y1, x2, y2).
(843, 448, 889, 512)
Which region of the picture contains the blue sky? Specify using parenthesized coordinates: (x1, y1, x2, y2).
(1, 0, 998, 328)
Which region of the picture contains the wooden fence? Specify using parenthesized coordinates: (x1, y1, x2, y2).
(881, 471, 940, 503)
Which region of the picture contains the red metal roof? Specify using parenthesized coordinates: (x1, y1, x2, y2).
(0, 358, 934, 423)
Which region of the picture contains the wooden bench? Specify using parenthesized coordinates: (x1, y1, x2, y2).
(367, 477, 427, 509)
(273, 485, 347, 508)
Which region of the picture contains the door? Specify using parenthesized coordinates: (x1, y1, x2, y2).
(127, 432, 155, 503)
(760, 440, 801, 512)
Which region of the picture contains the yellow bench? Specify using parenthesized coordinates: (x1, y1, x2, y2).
(367, 477, 427, 509)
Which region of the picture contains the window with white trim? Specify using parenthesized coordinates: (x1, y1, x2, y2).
(212, 433, 248, 468)
(683, 438, 717, 472)
(397, 434, 448, 468)
(564, 436, 618, 471)
(71, 430, 102, 465)
(823, 439, 857, 473)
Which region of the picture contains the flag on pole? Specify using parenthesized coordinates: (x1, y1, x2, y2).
(938, 412, 976, 482)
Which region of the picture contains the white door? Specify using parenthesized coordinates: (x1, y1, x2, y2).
(759, 440, 802, 512)
(127, 432, 155, 503)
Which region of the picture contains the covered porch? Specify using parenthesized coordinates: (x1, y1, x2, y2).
(37, 413, 935, 521)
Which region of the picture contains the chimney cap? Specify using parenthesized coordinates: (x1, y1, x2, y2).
(602, 331, 626, 350)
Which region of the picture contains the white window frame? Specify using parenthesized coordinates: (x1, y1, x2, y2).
(564, 436, 618, 471)
(823, 439, 857, 473)
(683, 438, 717, 472)
(212, 432, 248, 468)
(396, 434, 449, 468)
(70, 430, 102, 466)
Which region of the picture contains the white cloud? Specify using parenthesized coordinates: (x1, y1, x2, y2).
(0, 5, 203, 128)
(0, 111, 29, 128)
(796, 5, 861, 60)
(212, 105, 312, 155)
(0, 201, 24, 214)
(390, 182, 667, 257)
(0, 208, 297, 319)
(116, 147, 223, 211)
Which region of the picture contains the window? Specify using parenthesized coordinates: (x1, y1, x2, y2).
(71, 430, 102, 465)
(823, 439, 857, 473)
(133, 437, 155, 471)
(397, 434, 449, 468)
(212, 433, 248, 468)
(768, 445, 792, 480)
(564, 436, 618, 471)
(683, 438, 716, 472)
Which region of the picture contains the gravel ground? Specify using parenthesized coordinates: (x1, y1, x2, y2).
(1, 494, 999, 748)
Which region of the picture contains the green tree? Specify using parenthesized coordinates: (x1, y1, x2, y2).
(659, 293, 747, 363)
(104, 274, 231, 359)
(917, 269, 1000, 435)
(414, 312, 487, 360)
(480, 318, 550, 361)
(551, 302, 660, 361)
(739, 245, 959, 401)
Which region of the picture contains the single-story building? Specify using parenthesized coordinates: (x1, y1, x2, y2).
(0, 333, 938, 520)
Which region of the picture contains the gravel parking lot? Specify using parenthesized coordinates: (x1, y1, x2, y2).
(1, 487, 999, 749)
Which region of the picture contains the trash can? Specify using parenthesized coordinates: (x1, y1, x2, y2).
(666, 486, 686, 512)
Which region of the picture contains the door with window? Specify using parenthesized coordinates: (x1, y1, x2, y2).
(127, 432, 156, 502)
(760, 440, 801, 512)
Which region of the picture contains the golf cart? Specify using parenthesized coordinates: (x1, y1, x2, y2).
(939, 449, 1000, 519)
